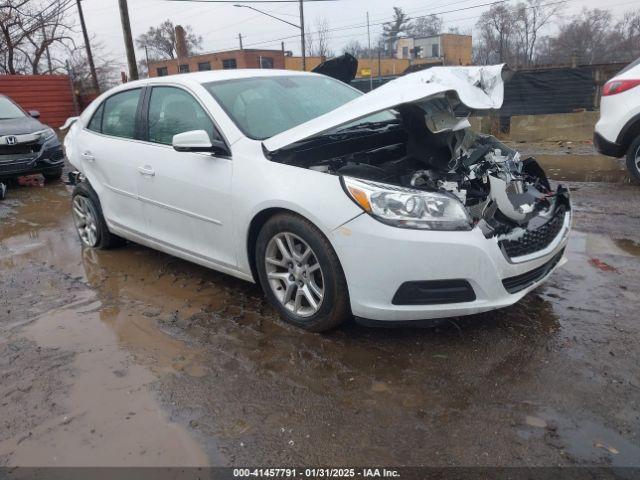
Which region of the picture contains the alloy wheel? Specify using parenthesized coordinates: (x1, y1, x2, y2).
(264, 232, 325, 317)
(72, 195, 99, 247)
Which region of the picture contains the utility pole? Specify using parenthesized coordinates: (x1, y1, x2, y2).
(238, 33, 243, 50)
(75, 0, 99, 91)
(367, 11, 372, 91)
(299, 0, 305, 70)
(118, 0, 138, 81)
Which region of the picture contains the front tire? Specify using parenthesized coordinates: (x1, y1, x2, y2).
(255, 213, 351, 332)
(625, 136, 640, 183)
(71, 182, 125, 249)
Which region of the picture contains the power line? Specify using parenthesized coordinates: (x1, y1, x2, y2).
(6, 0, 75, 38)
(215, 0, 580, 51)
(162, 0, 340, 3)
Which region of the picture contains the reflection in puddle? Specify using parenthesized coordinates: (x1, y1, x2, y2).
(536, 154, 630, 183)
(614, 239, 640, 257)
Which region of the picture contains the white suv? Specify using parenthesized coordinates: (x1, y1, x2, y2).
(594, 57, 640, 181)
(64, 66, 571, 331)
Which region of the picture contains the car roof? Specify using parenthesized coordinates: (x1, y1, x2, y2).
(122, 69, 320, 90)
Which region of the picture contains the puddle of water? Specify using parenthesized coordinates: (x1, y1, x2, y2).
(614, 239, 640, 257)
(578, 233, 640, 259)
(536, 154, 631, 183)
(541, 411, 640, 467)
(0, 291, 210, 466)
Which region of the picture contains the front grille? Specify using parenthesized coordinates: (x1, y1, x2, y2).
(502, 249, 564, 294)
(500, 205, 567, 258)
(0, 160, 34, 174)
(50, 148, 65, 161)
(0, 140, 41, 156)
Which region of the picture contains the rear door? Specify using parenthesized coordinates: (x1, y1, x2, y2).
(136, 85, 236, 268)
(78, 88, 145, 233)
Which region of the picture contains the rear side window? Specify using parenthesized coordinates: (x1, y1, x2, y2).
(147, 86, 221, 145)
(87, 103, 104, 132)
(101, 89, 141, 139)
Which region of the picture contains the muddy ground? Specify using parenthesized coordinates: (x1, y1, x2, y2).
(0, 143, 639, 467)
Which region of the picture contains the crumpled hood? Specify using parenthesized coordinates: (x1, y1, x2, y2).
(263, 64, 508, 152)
(0, 116, 44, 136)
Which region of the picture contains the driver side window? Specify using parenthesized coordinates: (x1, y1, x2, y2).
(147, 86, 221, 145)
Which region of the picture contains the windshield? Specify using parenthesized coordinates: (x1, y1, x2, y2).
(204, 75, 362, 140)
(0, 97, 26, 120)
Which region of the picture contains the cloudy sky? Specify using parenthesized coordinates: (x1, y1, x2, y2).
(78, 0, 637, 72)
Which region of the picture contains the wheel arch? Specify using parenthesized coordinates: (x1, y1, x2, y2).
(246, 207, 302, 284)
(617, 113, 640, 153)
(245, 207, 350, 291)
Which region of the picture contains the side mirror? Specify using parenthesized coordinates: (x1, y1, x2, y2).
(29, 110, 41, 119)
(172, 130, 231, 157)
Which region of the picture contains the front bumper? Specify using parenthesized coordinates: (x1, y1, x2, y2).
(0, 142, 65, 179)
(330, 208, 571, 322)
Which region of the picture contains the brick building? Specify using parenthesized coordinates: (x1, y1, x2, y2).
(148, 49, 286, 77)
(396, 34, 473, 66)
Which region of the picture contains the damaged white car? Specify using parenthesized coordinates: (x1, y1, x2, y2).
(63, 65, 571, 331)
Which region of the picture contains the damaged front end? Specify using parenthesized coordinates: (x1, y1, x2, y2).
(266, 92, 570, 262)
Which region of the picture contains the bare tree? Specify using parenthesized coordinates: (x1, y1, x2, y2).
(0, 0, 74, 74)
(609, 10, 640, 62)
(550, 8, 613, 64)
(306, 17, 333, 58)
(513, 0, 564, 67)
(382, 7, 412, 56)
(411, 15, 442, 37)
(21, 9, 74, 73)
(135, 20, 202, 60)
(66, 38, 122, 94)
(0, 0, 33, 74)
(342, 39, 365, 58)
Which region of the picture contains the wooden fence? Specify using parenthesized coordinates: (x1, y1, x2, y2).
(0, 75, 76, 128)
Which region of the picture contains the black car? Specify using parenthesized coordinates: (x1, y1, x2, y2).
(0, 94, 65, 185)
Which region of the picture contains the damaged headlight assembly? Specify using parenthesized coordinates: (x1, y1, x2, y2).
(342, 176, 472, 231)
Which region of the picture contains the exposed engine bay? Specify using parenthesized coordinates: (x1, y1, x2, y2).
(267, 96, 570, 244)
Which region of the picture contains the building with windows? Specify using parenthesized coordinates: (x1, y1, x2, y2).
(395, 34, 472, 66)
(148, 49, 285, 77)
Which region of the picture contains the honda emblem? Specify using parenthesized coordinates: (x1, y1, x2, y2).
(5, 136, 17, 145)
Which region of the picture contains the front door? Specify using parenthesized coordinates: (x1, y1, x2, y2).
(136, 85, 236, 269)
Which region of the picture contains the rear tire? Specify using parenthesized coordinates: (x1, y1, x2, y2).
(255, 212, 351, 332)
(71, 182, 125, 249)
(43, 167, 63, 182)
(625, 136, 640, 183)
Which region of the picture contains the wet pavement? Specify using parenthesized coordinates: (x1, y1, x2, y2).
(0, 147, 639, 467)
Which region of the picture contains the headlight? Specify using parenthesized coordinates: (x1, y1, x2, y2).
(36, 128, 57, 142)
(342, 176, 472, 231)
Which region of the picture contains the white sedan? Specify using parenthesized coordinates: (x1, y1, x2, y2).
(64, 66, 571, 331)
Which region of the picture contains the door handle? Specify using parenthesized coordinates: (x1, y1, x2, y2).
(81, 151, 95, 162)
(137, 166, 155, 177)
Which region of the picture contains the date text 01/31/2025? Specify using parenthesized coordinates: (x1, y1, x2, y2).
(233, 468, 401, 478)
